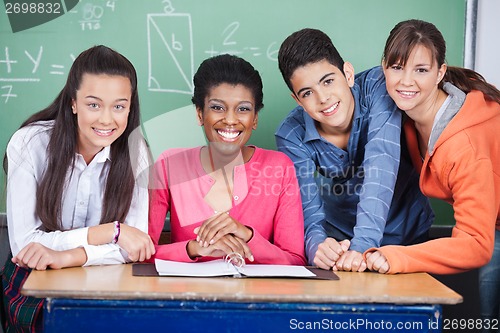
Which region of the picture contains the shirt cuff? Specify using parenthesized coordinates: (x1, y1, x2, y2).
(82, 244, 126, 266)
(350, 237, 379, 254)
(305, 232, 325, 265)
(62, 227, 90, 249)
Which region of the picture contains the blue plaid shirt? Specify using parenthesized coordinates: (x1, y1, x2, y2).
(275, 66, 434, 264)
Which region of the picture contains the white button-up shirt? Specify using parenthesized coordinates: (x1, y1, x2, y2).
(6, 120, 149, 266)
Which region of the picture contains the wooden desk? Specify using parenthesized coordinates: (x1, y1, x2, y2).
(22, 264, 462, 333)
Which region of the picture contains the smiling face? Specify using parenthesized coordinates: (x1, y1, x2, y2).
(383, 44, 446, 119)
(72, 73, 132, 163)
(197, 83, 258, 156)
(290, 59, 355, 135)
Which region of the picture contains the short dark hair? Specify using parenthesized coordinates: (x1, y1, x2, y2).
(191, 54, 264, 113)
(278, 28, 345, 93)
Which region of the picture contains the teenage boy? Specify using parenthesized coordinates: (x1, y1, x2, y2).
(275, 28, 434, 271)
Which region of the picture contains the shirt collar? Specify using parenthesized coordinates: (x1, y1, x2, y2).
(301, 88, 362, 144)
(76, 145, 111, 165)
(96, 145, 111, 163)
(303, 109, 323, 143)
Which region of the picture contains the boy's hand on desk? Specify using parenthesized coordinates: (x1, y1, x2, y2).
(313, 238, 350, 270)
(117, 224, 155, 262)
(335, 250, 367, 272)
(365, 251, 390, 274)
(194, 212, 253, 248)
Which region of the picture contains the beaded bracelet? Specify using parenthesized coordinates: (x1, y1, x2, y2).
(112, 221, 121, 244)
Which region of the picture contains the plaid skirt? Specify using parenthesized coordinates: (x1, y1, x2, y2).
(1, 258, 43, 332)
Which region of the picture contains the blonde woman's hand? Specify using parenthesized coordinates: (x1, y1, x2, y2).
(365, 250, 390, 274)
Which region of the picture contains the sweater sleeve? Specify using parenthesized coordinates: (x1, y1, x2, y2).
(148, 150, 217, 263)
(148, 154, 197, 262)
(275, 128, 327, 265)
(350, 66, 401, 252)
(365, 156, 496, 274)
(245, 157, 306, 265)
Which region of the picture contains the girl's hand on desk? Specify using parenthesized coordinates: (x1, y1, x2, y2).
(88, 222, 155, 261)
(12, 242, 86, 270)
(314, 238, 350, 270)
(117, 224, 156, 262)
(194, 212, 253, 248)
(187, 234, 254, 262)
(365, 251, 390, 274)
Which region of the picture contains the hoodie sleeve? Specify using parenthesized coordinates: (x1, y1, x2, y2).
(365, 152, 496, 274)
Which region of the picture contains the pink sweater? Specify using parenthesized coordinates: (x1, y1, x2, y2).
(149, 146, 306, 265)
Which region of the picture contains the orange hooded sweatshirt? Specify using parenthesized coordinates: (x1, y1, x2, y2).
(364, 83, 500, 274)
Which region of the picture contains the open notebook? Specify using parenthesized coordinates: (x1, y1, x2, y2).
(132, 259, 339, 280)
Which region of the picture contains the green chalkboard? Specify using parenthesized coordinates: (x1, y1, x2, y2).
(0, 0, 465, 224)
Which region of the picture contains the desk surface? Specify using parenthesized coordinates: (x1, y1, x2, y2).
(22, 264, 462, 305)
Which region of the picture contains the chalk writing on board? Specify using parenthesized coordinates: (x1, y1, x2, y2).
(147, 11, 195, 95)
(0, 0, 283, 102)
(79, 0, 117, 31)
(0, 46, 75, 103)
(1, 85, 15, 104)
(203, 21, 279, 61)
(146, 1, 279, 95)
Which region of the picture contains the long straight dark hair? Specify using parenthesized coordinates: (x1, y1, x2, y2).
(383, 19, 500, 104)
(3, 45, 143, 231)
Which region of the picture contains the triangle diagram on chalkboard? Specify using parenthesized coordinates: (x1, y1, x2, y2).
(147, 13, 194, 94)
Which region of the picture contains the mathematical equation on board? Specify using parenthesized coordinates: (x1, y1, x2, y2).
(77, 0, 119, 31)
(147, 1, 279, 95)
(0, 47, 76, 104)
(147, 17, 280, 95)
(0, 0, 280, 103)
(158, 0, 280, 59)
(0, 0, 118, 104)
(205, 21, 279, 59)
